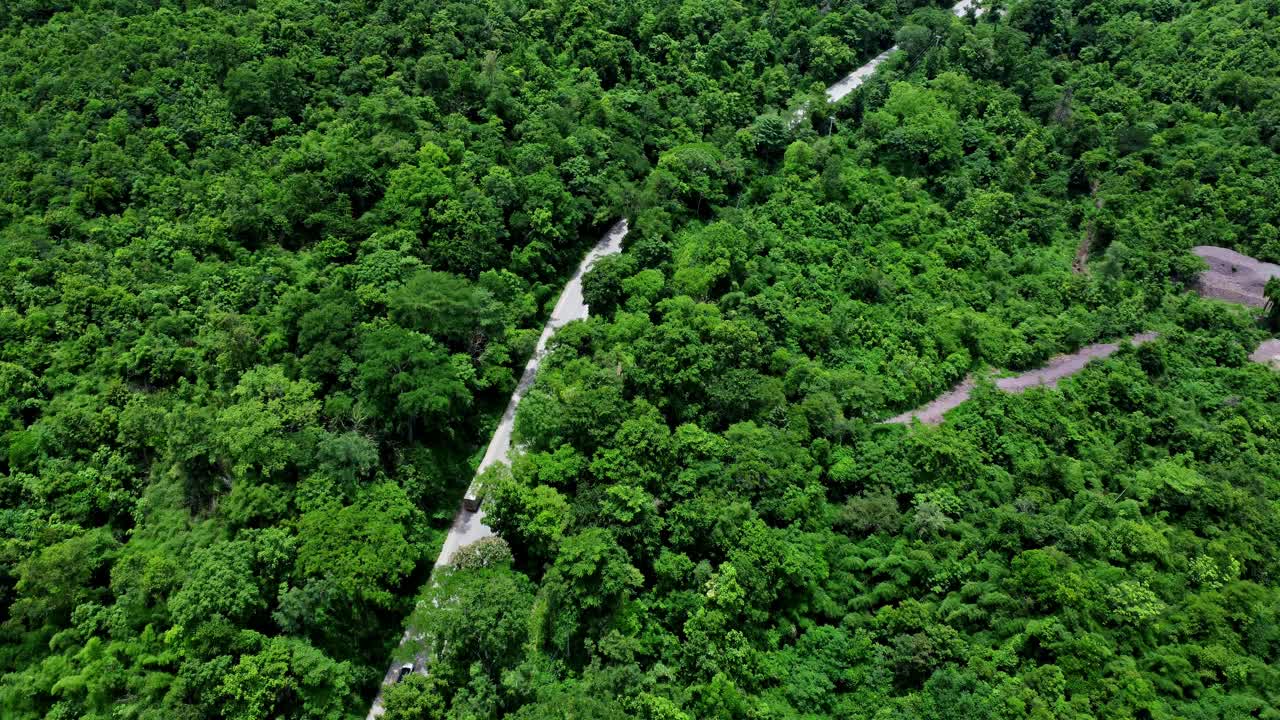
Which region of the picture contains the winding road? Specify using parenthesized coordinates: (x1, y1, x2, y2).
(367, 2, 995, 713)
(889, 244, 1280, 426)
(886, 333, 1159, 425)
(368, 0, 1280, 710)
(826, 0, 984, 103)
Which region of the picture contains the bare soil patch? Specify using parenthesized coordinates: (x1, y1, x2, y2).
(1192, 245, 1280, 308)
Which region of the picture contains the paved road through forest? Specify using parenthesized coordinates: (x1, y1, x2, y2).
(368, 1, 1280, 709)
(368, 3, 1280, 711)
(367, 3, 988, 714)
(366, 220, 627, 719)
(825, 0, 983, 103)
(437, 218, 629, 568)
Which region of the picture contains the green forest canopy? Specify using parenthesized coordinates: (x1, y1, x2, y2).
(3, 0, 1280, 719)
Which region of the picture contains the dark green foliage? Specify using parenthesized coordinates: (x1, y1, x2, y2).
(582, 254, 638, 318)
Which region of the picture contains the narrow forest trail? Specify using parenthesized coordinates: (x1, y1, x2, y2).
(368, 3, 988, 713)
(1073, 179, 1103, 274)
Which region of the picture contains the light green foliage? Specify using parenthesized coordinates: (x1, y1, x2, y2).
(169, 541, 265, 629)
(1187, 555, 1239, 590)
(671, 222, 755, 299)
(863, 82, 962, 172)
(514, 356, 627, 452)
(218, 636, 357, 720)
(449, 536, 514, 570)
(1134, 456, 1206, 500)
(216, 366, 321, 480)
(296, 482, 424, 608)
(408, 556, 535, 688)
(621, 269, 666, 311)
(482, 464, 572, 567)
(380, 144, 453, 232)
(650, 143, 733, 213)
(1106, 581, 1168, 626)
(382, 674, 448, 720)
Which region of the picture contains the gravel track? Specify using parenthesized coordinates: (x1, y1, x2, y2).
(1250, 339, 1280, 365)
(891, 245, 1280, 426)
(886, 333, 1158, 425)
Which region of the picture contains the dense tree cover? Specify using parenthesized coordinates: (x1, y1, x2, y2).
(463, 320, 1280, 719)
(846, 0, 1280, 278)
(377, 0, 1280, 718)
(5, 0, 1280, 718)
(0, 0, 961, 717)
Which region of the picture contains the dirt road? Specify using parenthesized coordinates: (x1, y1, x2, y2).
(890, 244, 1280, 426)
(886, 333, 1158, 425)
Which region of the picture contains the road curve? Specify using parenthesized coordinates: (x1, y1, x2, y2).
(886, 332, 1159, 425)
(366, 220, 628, 719)
(888, 244, 1280, 426)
